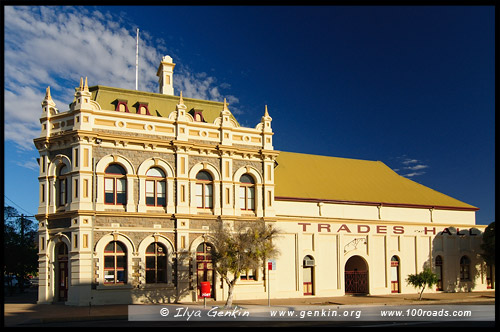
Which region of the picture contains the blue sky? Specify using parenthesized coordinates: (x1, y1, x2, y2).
(3, 5, 495, 225)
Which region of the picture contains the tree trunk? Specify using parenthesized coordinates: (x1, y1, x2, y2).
(419, 285, 426, 300)
(225, 278, 237, 308)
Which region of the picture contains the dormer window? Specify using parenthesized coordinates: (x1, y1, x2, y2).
(191, 108, 206, 122)
(115, 100, 129, 113)
(136, 102, 150, 115)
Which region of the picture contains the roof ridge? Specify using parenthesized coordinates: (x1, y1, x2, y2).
(90, 85, 225, 105)
(278, 150, 381, 163)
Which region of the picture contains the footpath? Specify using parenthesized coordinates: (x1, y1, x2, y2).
(3, 287, 495, 326)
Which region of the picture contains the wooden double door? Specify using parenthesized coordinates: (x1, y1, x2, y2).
(55, 243, 69, 302)
(196, 243, 214, 298)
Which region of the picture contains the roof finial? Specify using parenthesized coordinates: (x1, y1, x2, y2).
(264, 104, 269, 117)
(79, 77, 84, 91)
(179, 90, 184, 105)
(84, 77, 88, 91)
(223, 98, 229, 111)
(45, 86, 52, 101)
(42, 85, 56, 109)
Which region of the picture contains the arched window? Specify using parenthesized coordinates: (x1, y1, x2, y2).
(145, 242, 167, 283)
(196, 171, 213, 209)
(104, 164, 127, 205)
(460, 256, 471, 281)
(390, 256, 400, 293)
(146, 167, 166, 207)
(435, 255, 443, 265)
(104, 241, 127, 284)
(239, 174, 255, 211)
(57, 165, 68, 207)
(303, 255, 315, 295)
(435, 255, 443, 290)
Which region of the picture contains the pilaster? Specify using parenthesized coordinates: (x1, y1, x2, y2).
(37, 219, 50, 304)
(219, 98, 233, 146)
(67, 215, 93, 305)
(220, 150, 234, 215)
(175, 144, 190, 214)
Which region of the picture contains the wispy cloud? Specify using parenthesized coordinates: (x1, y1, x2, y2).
(4, 6, 240, 151)
(405, 164, 428, 171)
(16, 159, 40, 171)
(402, 159, 419, 165)
(392, 156, 430, 178)
(403, 171, 426, 178)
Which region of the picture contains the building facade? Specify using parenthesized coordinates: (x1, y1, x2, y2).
(34, 56, 493, 306)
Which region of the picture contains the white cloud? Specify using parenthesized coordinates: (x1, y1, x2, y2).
(16, 159, 40, 171)
(404, 164, 429, 171)
(392, 156, 429, 178)
(401, 158, 419, 165)
(4, 6, 241, 151)
(403, 171, 426, 178)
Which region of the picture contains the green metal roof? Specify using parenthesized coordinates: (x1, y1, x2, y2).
(89, 85, 239, 124)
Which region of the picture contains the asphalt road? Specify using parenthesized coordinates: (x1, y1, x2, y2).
(16, 318, 496, 327)
(5, 287, 495, 327)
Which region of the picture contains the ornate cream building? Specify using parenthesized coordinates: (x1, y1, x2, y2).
(34, 55, 493, 306)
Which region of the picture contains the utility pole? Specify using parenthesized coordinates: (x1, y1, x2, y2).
(9, 214, 35, 236)
(20, 214, 26, 238)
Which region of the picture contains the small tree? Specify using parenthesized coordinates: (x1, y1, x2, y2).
(4, 206, 38, 293)
(480, 221, 495, 267)
(211, 221, 279, 308)
(406, 268, 439, 300)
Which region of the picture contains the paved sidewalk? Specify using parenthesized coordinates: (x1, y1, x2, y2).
(4, 288, 495, 326)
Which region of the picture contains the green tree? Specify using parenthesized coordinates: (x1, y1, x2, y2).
(3, 206, 38, 293)
(406, 268, 439, 300)
(480, 221, 495, 266)
(210, 221, 280, 308)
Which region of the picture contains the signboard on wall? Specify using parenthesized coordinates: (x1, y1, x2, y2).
(268, 259, 276, 271)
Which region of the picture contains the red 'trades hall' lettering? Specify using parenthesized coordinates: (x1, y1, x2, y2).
(297, 223, 477, 236)
(318, 224, 331, 232)
(337, 224, 351, 233)
(298, 223, 311, 231)
(298, 223, 406, 234)
(393, 226, 404, 234)
(357, 225, 370, 233)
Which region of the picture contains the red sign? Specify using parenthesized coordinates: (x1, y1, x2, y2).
(200, 281, 211, 298)
(268, 260, 276, 270)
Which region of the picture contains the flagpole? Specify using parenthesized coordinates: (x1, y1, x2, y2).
(135, 28, 139, 90)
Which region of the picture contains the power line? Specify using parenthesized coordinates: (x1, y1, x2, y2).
(4, 195, 36, 217)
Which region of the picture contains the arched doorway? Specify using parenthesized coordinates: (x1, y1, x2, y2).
(196, 242, 215, 298)
(390, 256, 400, 293)
(55, 242, 69, 302)
(345, 255, 368, 294)
(303, 255, 315, 295)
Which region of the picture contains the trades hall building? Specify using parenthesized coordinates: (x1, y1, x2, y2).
(34, 55, 493, 305)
